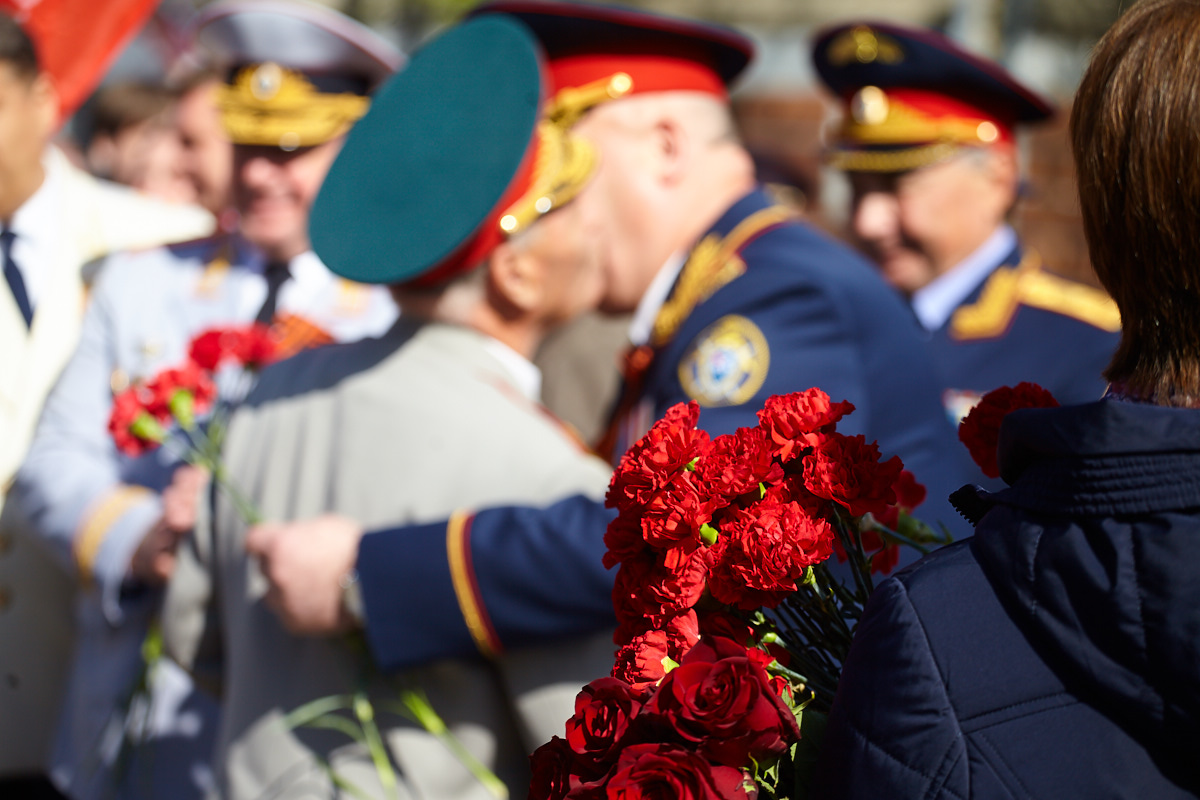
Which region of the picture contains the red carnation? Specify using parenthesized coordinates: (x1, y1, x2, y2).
(603, 513, 647, 569)
(606, 402, 710, 514)
(188, 324, 279, 372)
(707, 499, 834, 610)
(959, 382, 1059, 479)
(612, 629, 672, 690)
(643, 651, 801, 768)
(639, 471, 716, 552)
(577, 743, 757, 800)
(757, 389, 855, 462)
(612, 547, 708, 633)
(694, 426, 783, 503)
(874, 469, 928, 532)
(187, 329, 229, 371)
(234, 324, 278, 369)
(108, 387, 168, 457)
(803, 433, 902, 518)
(144, 362, 217, 422)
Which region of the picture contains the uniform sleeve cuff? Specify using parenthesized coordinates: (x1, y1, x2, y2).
(77, 487, 162, 625)
(357, 515, 481, 672)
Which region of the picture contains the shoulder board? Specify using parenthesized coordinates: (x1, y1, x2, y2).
(1019, 269, 1121, 332)
(193, 236, 237, 297)
(651, 204, 796, 347)
(950, 251, 1120, 340)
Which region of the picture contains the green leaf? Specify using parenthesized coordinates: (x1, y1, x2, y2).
(791, 709, 828, 800)
(301, 714, 367, 743)
(129, 412, 168, 444)
(169, 389, 196, 430)
(699, 523, 720, 545)
(283, 694, 354, 729)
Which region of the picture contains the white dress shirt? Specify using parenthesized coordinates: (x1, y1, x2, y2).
(911, 225, 1018, 332)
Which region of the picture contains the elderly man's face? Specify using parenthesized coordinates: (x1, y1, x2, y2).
(848, 147, 1016, 296)
(233, 137, 342, 263)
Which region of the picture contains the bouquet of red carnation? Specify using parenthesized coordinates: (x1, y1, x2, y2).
(531, 390, 949, 800)
(106, 323, 281, 522)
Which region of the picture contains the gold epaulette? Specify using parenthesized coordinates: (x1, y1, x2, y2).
(193, 236, 235, 298)
(950, 251, 1121, 341)
(651, 205, 796, 347)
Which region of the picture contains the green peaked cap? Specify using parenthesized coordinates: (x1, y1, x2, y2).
(310, 16, 544, 285)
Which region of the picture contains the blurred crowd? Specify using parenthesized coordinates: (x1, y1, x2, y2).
(0, 0, 1194, 799)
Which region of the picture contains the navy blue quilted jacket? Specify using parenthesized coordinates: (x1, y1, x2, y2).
(812, 398, 1200, 799)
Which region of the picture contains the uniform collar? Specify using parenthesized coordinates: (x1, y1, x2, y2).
(911, 224, 1017, 331)
(9, 148, 58, 242)
(628, 250, 686, 347)
(482, 337, 542, 401)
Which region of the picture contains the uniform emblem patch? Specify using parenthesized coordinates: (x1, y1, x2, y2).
(678, 315, 769, 407)
(943, 388, 983, 425)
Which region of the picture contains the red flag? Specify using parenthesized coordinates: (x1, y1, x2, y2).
(0, 0, 160, 120)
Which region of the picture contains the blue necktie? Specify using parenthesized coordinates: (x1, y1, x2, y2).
(255, 261, 290, 325)
(2, 229, 32, 328)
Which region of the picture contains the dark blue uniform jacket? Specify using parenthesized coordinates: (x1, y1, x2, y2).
(358, 189, 974, 672)
(813, 398, 1200, 799)
(928, 244, 1119, 423)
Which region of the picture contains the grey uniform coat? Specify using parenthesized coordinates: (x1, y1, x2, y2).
(9, 235, 396, 799)
(164, 319, 615, 800)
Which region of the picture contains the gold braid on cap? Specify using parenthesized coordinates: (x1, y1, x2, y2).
(498, 120, 596, 236)
(218, 63, 370, 149)
(497, 72, 636, 235)
(546, 72, 634, 128)
(830, 86, 1003, 173)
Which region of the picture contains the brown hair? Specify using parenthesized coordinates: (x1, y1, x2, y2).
(1072, 0, 1200, 404)
(0, 13, 39, 80)
(89, 81, 177, 140)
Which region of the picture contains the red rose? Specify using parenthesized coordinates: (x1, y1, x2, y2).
(581, 743, 756, 800)
(564, 678, 651, 779)
(694, 426, 783, 503)
(707, 500, 833, 610)
(644, 653, 800, 768)
(144, 362, 217, 421)
(606, 402, 710, 514)
(529, 736, 581, 800)
(611, 629, 671, 690)
(757, 389, 855, 462)
(958, 382, 1059, 479)
(640, 472, 715, 551)
(612, 548, 708, 632)
(108, 387, 167, 457)
(802, 433, 902, 518)
(696, 611, 755, 647)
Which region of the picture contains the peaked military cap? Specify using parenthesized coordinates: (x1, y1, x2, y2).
(309, 15, 597, 288)
(195, 0, 403, 149)
(812, 21, 1054, 172)
(470, 0, 754, 125)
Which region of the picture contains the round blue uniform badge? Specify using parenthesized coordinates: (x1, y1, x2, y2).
(678, 314, 769, 406)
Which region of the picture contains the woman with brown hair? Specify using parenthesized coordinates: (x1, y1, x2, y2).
(811, 1, 1200, 797)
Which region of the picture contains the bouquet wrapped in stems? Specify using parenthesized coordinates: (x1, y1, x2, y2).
(530, 389, 949, 800)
